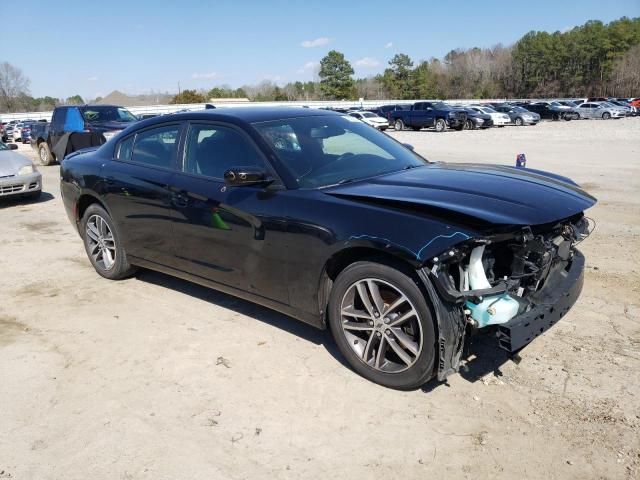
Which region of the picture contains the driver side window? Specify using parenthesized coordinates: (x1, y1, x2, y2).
(183, 123, 263, 179)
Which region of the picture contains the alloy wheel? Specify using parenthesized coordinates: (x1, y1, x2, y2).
(340, 278, 423, 373)
(39, 146, 47, 163)
(85, 214, 116, 270)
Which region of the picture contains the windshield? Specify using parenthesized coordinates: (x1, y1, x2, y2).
(432, 102, 452, 111)
(512, 106, 529, 113)
(480, 107, 497, 113)
(362, 112, 377, 118)
(253, 115, 427, 188)
(80, 106, 138, 123)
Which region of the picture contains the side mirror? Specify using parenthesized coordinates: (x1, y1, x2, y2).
(9, 143, 18, 150)
(224, 166, 271, 186)
(402, 143, 415, 151)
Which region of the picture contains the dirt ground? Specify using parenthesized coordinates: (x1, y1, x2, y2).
(1, 118, 639, 480)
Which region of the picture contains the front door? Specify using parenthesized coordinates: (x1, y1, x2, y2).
(169, 122, 290, 303)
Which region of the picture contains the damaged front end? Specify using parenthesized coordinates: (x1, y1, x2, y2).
(420, 214, 593, 380)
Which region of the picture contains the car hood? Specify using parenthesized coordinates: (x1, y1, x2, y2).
(324, 163, 596, 226)
(0, 150, 32, 176)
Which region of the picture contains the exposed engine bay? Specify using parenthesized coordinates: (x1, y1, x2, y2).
(424, 214, 592, 374)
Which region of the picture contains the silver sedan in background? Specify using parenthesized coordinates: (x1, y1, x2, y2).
(573, 102, 626, 120)
(0, 142, 42, 200)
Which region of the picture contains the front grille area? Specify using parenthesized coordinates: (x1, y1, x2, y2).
(0, 184, 25, 195)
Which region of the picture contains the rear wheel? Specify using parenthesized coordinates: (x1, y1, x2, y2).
(38, 143, 54, 165)
(514, 117, 524, 126)
(394, 119, 405, 130)
(602, 112, 611, 120)
(81, 204, 137, 280)
(328, 261, 437, 390)
(434, 118, 446, 132)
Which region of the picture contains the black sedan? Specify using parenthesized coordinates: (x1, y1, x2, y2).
(455, 108, 494, 129)
(60, 108, 596, 390)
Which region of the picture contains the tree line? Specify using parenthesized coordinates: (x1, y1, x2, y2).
(1, 16, 639, 113)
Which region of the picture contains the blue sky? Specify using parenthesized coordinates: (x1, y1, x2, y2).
(1, 0, 638, 100)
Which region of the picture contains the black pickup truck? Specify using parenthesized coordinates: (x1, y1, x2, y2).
(30, 104, 138, 165)
(390, 101, 467, 132)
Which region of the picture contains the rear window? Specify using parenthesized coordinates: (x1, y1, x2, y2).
(80, 106, 138, 124)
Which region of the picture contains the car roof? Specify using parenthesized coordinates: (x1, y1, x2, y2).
(140, 107, 339, 126)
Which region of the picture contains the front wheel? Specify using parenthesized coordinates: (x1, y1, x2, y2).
(514, 117, 523, 126)
(434, 118, 446, 132)
(602, 112, 611, 120)
(81, 204, 137, 280)
(328, 261, 437, 390)
(394, 119, 405, 131)
(38, 143, 54, 165)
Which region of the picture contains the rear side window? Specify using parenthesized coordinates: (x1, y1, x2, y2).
(129, 125, 180, 169)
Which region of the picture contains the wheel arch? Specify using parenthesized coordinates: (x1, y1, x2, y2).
(76, 193, 110, 224)
(317, 247, 423, 329)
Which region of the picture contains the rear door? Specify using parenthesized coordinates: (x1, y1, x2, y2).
(168, 121, 290, 302)
(102, 122, 184, 267)
(49, 107, 68, 150)
(412, 102, 433, 128)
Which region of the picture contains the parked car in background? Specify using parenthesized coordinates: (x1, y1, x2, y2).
(4, 124, 15, 142)
(454, 107, 493, 129)
(0, 123, 7, 143)
(390, 101, 467, 132)
(557, 100, 581, 108)
(59, 107, 596, 389)
(0, 141, 41, 200)
(521, 102, 576, 120)
(493, 105, 541, 125)
(573, 102, 626, 119)
(367, 104, 410, 123)
(468, 106, 512, 126)
(606, 100, 636, 116)
(12, 123, 26, 142)
(348, 111, 389, 130)
(30, 104, 139, 165)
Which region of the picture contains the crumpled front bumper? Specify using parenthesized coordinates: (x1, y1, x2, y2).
(496, 250, 585, 352)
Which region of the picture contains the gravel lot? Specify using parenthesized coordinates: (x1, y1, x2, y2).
(1, 118, 639, 480)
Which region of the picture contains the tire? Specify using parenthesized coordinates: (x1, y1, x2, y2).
(81, 204, 137, 280)
(394, 119, 405, 131)
(602, 112, 611, 120)
(552, 113, 560, 121)
(38, 143, 54, 166)
(434, 118, 446, 132)
(514, 117, 524, 126)
(463, 119, 474, 130)
(453, 124, 464, 131)
(328, 261, 437, 390)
